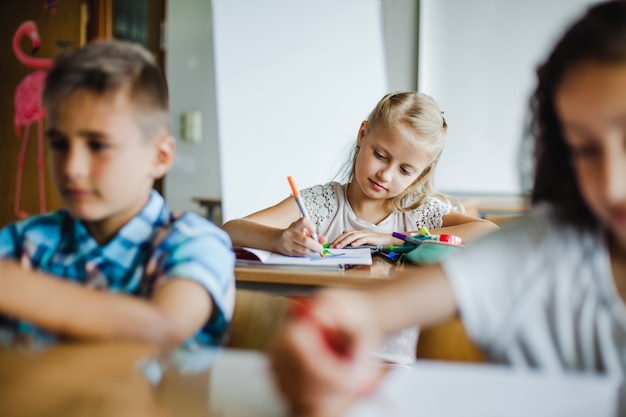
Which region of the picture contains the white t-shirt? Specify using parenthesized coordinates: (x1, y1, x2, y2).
(301, 182, 451, 240)
(302, 181, 453, 363)
(442, 204, 626, 378)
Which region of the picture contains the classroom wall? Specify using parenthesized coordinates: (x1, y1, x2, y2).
(164, 0, 222, 216)
(165, 1, 600, 220)
(420, 0, 601, 195)
(213, 0, 389, 221)
(164, 0, 419, 220)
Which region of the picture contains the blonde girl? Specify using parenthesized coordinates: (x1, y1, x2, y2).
(270, 2, 626, 416)
(223, 92, 497, 256)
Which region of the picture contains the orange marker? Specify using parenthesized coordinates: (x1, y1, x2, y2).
(287, 176, 323, 257)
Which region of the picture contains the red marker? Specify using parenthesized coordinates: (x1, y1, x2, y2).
(439, 234, 462, 246)
(290, 298, 351, 358)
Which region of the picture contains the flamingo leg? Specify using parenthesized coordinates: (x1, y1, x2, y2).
(37, 119, 46, 213)
(14, 124, 31, 219)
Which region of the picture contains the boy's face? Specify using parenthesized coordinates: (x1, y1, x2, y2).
(556, 61, 626, 251)
(46, 89, 173, 243)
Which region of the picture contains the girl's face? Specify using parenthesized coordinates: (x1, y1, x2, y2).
(353, 121, 432, 202)
(556, 61, 626, 249)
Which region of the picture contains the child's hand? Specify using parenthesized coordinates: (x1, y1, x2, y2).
(330, 230, 401, 249)
(276, 218, 327, 256)
(269, 289, 384, 417)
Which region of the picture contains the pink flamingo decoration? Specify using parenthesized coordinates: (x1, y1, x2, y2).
(13, 20, 52, 218)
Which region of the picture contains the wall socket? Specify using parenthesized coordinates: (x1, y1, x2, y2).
(181, 111, 202, 143)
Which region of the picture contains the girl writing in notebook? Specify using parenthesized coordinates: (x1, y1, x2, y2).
(270, 1, 626, 415)
(222, 91, 497, 257)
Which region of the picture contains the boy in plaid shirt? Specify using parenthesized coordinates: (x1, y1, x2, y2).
(0, 40, 234, 347)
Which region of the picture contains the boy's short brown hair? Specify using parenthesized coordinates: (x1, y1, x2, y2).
(43, 40, 169, 138)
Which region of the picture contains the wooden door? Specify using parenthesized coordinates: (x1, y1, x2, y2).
(0, 1, 85, 228)
(0, 0, 165, 229)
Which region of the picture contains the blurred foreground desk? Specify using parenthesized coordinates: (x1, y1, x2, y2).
(0, 342, 213, 417)
(2, 343, 619, 417)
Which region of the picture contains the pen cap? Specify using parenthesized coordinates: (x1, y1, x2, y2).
(287, 176, 301, 198)
(439, 234, 462, 246)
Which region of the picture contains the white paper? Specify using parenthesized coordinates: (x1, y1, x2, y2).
(208, 349, 287, 417)
(345, 361, 622, 417)
(243, 247, 372, 267)
(207, 350, 622, 417)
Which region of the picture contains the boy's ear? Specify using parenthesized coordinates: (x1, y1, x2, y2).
(357, 121, 368, 146)
(151, 131, 175, 179)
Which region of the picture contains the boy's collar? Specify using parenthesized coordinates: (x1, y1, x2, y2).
(114, 190, 169, 245)
(69, 190, 168, 252)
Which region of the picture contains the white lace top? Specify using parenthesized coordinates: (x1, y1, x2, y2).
(301, 182, 453, 364)
(301, 182, 452, 240)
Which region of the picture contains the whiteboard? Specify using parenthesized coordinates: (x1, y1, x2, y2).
(212, 0, 388, 221)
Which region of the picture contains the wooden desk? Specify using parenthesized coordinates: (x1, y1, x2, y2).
(235, 256, 399, 295)
(6, 342, 613, 417)
(0, 342, 216, 417)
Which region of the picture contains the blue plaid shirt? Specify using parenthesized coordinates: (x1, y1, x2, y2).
(0, 190, 235, 347)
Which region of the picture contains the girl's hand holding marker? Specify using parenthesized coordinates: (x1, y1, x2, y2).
(288, 176, 325, 257)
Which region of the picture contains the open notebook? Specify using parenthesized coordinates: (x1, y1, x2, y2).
(234, 247, 372, 270)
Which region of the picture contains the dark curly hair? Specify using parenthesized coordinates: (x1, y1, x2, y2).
(527, 0, 626, 229)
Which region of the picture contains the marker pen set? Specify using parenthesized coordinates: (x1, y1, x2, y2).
(392, 231, 463, 247)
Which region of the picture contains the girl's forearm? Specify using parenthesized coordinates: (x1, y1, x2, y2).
(366, 263, 458, 335)
(222, 219, 284, 252)
(429, 220, 499, 242)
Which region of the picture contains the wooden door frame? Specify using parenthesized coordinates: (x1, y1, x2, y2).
(87, 0, 113, 40)
(87, 0, 166, 195)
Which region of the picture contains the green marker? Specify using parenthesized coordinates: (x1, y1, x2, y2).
(388, 244, 418, 253)
(420, 226, 430, 235)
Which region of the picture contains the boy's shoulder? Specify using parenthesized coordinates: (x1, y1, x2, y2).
(152, 210, 231, 249)
(167, 210, 226, 236)
(0, 210, 72, 260)
(0, 210, 70, 245)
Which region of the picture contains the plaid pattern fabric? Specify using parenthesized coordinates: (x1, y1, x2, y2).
(0, 190, 235, 347)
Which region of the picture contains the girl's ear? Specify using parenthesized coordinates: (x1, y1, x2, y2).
(357, 121, 368, 147)
(151, 131, 175, 179)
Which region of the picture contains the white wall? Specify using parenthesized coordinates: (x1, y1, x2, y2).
(419, 0, 601, 195)
(165, 0, 222, 215)
(212, 0, 388, 221)
(164, 0, 417, 220)
(381, 0, 419, 92)
(165, 1, 601, 219)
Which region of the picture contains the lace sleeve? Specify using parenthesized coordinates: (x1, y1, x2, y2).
(413, 197, 452, 229)
(301, 184, 337, 228)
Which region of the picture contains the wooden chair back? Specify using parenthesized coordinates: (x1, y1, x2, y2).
(226, 290, 291, 351)
(416, 318, 485, 363)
